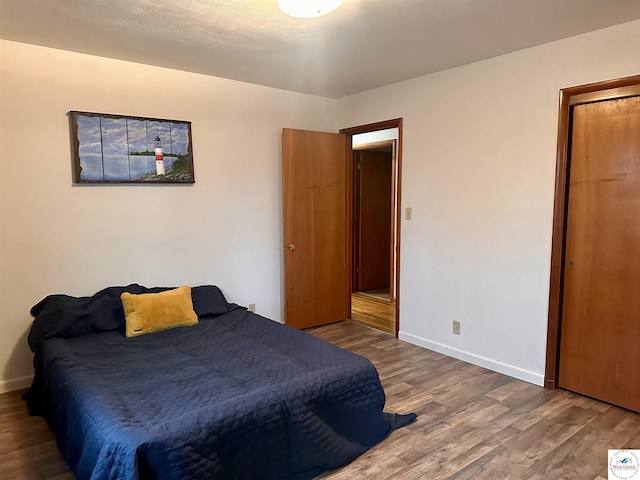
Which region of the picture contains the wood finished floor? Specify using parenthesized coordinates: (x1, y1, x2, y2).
(356, 289, 391, 302)
(1, 320, 639, 480)
(351, 292, 396, 335)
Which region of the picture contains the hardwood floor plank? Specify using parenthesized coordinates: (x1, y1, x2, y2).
(529, 425, 603, 479)
(351, 292, 395, 335)
(1, 320, 639, 480)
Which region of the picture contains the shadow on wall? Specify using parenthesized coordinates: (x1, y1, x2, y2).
(3, 321, 34, 393)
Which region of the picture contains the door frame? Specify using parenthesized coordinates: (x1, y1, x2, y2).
(544, 75, 640, 389)
(340, 118, 403, 337)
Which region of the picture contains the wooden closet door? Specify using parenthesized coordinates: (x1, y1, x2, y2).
(558, 95, 640, 412)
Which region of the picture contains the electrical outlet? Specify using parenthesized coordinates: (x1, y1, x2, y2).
(405, 207, 412, 220)
(452, 320, 461, 335)
(248, 303, 256, 313)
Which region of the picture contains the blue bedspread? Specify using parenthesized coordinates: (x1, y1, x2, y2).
(27, 287, 415, 480)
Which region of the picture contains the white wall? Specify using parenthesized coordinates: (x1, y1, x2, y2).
(338, 20, 640, 386)
(0, 40, 337, 392)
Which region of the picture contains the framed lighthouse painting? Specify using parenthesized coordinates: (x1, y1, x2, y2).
(69, 111, 194, 184)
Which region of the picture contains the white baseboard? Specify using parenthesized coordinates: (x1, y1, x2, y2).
(0, 375, 33, 394)
(398, 331, 545, 387)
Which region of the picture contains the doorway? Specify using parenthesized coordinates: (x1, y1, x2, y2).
(545, 75, 640, 412)
(281, 120, 402, 336)
(340, 120, 402, 337)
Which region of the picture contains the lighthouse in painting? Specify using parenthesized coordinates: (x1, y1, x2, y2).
(154, 135, 165, 175)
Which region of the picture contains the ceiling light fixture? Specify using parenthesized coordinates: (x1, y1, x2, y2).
(278, 0, 345, 18)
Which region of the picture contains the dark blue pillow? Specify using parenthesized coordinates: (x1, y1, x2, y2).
(28, 284, 238, 353)
(191, 285, 237, 318)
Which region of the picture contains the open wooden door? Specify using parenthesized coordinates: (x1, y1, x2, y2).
(282, 128, 349, 329)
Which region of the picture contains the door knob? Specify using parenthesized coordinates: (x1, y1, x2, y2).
(287, 244, 296, 251)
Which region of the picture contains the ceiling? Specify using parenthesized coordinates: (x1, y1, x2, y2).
(1, 0, 640, 99)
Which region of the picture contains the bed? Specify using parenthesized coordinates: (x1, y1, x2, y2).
(25, 284, 415, 480)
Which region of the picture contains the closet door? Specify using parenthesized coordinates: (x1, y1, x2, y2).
(558, 95, 640, 412)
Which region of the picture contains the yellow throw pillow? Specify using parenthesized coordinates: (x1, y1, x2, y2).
(121, 286, 198, 338)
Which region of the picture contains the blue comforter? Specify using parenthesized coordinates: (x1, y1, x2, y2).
(26, 285, 415, 479)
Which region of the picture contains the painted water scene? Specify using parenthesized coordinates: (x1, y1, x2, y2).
(70, 111, 194, 183)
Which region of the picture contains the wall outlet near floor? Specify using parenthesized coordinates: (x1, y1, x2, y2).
(248, 303, 256, 313)
(452, 320, 461, 335)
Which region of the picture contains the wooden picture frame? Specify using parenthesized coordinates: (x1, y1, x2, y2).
(69, 111, 195, 184)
